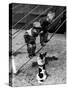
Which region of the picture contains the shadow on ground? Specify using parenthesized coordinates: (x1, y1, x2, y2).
(32, 56, 58, 68)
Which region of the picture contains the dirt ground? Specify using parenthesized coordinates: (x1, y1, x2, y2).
(11, 30, 66, 87)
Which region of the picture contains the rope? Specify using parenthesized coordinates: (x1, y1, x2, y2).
(12, 8, 65, 55)
(10, 9, 65, 39)
(12, 9, 65, 54)
(11, 9, 65, 38)
(48, 10, 66, 30)
(12, 9, 65, 37)
(16, 19, 66, 74)
(48, 19, 66, 41)
(12, 44, 26, 55)
(53, 10, 65, 23)
(12, 6, 52, 39)
(12, 7, 52, 54)
(16, 44, 43, 74)
(12, 6, 39, 28)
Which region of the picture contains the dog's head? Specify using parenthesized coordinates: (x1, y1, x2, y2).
(39, 52, 47, 60)
(37, 52, 47, 65)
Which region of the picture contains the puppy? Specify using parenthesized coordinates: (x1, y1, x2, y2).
(36, 52, 47, 83)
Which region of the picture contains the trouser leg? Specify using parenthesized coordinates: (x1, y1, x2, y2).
(43, 32, 48, 43)
(32, 43, 36, 56)
(27, 44, 32, 57)
(40, 33, 44, 46)
(27, 42, 36, 57)
(40, 32, 48, 46)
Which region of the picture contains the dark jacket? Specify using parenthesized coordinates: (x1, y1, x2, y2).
(40, 17, 50, 33)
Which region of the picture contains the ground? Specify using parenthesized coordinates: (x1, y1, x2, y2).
(11, 30, 66, 87)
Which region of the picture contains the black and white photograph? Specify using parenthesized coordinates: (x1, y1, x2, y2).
(9, 3, 66, 87)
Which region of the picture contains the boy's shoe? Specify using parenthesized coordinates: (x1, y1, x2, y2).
(44, 39, 49, 43)
(29, 53, 36, 59)
(41, 43, 46, 46)
(32, 53, 36, 56)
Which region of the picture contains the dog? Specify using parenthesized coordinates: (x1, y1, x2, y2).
(36, 52, 47, 83)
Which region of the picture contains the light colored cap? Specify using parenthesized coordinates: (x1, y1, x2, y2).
(33, 21, 41, 28)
